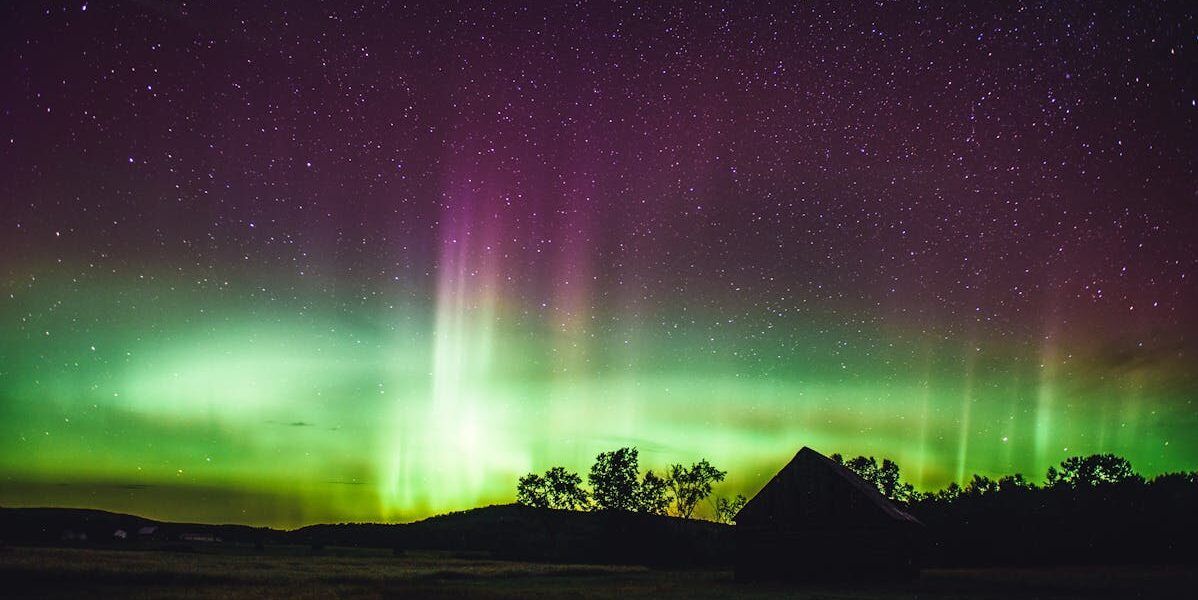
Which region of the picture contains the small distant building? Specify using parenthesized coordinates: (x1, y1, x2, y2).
(179, 533, 221, 543)
(60, 529, 87, 542)
(734, 447, 923, 582)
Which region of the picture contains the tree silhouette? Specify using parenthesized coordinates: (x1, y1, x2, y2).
(521, 447, 727, 516)
(544, 466, 590, 510)
(845, 455, 879, 484)
(516, 473, 549, 508)
(635, 470, 671, 515)
(997, 473, 1033, 492)
(839, 455, 915, 503)
(932, 481, 962, 502)
(878, 458, 915, 502)
(713, 494, 747, 524)
(588, 447, 641, 511)
(965, 474, 998, 496)
(1047, 454, 1139, 488)
(667, 460, 726, 519)
(516, 467, 588, 510)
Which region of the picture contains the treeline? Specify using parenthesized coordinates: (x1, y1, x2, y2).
(830, 451, 1197, 507)
(833, 452, 1198, 565)
(518, 449, 1198, 566)
(516, 447, 746, 523)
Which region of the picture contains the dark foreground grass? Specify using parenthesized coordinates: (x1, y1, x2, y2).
(0, 546, 1193, 599)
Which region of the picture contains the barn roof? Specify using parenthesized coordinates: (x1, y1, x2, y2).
(735, 447, 921, 528)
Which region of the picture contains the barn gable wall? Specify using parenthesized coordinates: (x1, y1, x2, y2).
(734, 447, 924, 582)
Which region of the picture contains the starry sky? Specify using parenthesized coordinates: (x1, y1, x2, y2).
(1, 1, 1195, 528)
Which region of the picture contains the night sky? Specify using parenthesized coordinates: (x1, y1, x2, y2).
(1, 1, 1195, 527)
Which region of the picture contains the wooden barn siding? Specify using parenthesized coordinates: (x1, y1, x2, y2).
(740, 459, 894, 529)
(735, 526, 920, 581)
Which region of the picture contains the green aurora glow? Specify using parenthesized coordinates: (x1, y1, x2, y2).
(2, 1, 1196, 529)
(1, 272, 1193, 527)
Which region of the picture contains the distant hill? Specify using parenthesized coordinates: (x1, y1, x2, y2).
(0, 507, 282, 546)
(296, 504, 732, 565)
(0, 505, 733, 566)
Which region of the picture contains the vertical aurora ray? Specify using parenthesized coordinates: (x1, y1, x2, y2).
(380, 169, 531, 516)
(1034, 302, 1062, 471)
(1117, 374, 1144, 453)
(543, 166, 602, 465)
(914, 344, 934, 488)
(955, 344, 976, 485)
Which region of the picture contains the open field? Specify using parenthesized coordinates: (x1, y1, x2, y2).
(0, 546, 1193, 599)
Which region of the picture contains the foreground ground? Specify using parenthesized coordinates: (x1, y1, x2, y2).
(0, 546, 1193, 599)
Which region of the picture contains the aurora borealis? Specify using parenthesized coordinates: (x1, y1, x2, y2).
(1, 2, 1195, 528)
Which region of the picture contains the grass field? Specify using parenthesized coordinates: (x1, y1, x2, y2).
(0, 545, 1193, 599)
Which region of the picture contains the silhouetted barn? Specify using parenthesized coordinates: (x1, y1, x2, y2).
(735, 447, 923, 581)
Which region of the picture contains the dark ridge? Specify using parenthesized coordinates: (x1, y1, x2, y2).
(1, 504, 731, 566)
